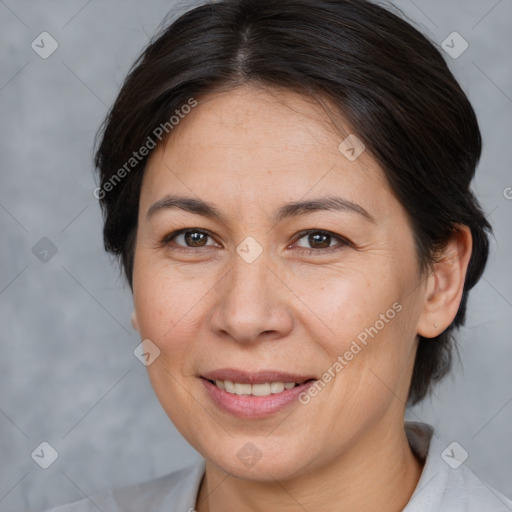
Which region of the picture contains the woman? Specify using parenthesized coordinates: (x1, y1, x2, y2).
(45, 0, 512, 510)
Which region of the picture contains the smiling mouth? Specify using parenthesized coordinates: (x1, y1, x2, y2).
(200, 371, 319, 418)
(203, 378, 316, 397)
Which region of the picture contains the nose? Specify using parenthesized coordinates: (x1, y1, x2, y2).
(209, 251, 294, 345)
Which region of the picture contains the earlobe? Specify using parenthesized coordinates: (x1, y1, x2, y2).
(417, 225, 473, 338)
(130, 310, 140, 332)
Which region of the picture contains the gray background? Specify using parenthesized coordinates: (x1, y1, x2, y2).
(1, 0, 511, 510)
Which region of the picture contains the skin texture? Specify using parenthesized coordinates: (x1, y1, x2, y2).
(131, 85, 472, 511)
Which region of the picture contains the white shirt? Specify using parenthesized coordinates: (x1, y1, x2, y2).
(42, 422, 512, 511)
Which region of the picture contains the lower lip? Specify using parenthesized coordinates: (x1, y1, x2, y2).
(200, 378, 317, 419)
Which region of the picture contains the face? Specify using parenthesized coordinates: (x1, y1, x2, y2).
(132, 85, 429, 481)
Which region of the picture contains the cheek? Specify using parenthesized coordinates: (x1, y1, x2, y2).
(132, 264, 208, 430)
(132, 261, 201, 367)
(295, 265, 416, 407)
(290, 263, 395, 348)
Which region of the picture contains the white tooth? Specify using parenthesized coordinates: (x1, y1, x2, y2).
(224, 380, 235, 393)
(270, 382, 285, 394)
(234, 383, 252, 395)
(218, 380, 297, 395)
(252, 383, 271, 396)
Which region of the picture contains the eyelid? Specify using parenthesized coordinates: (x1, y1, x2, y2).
(291, 229, 354, 253)
(160, 228, 353, 253)
(160, 228, 219, 249)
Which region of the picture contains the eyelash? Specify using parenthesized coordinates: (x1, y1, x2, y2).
(159, 228, 353, 256)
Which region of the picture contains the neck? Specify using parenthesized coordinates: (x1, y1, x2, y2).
(195, 420, 424, 512)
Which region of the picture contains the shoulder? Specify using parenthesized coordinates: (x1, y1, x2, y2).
(404, 422, 512, 512)
(40, 459, 205, 512)
(414, 462, 512, 512)
(450, 463, 512, 511)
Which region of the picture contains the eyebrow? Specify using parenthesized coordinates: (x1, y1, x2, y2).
(146, 194, 375, 224)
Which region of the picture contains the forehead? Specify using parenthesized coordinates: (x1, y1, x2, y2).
(151, 86, 361, 169)
(140, 85, 394, 220)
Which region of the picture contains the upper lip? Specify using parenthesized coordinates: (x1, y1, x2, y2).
(200, 369, 317, 385)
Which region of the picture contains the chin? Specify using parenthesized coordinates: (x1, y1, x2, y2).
(202, 438, 317, 482)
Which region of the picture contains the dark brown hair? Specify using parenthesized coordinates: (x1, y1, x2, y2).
(94, 0, 492, 404)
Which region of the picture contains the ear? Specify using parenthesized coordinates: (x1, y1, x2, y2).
(417, 225, 473, 338)
(130, 309, 140, 332)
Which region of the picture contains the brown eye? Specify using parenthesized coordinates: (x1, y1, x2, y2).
(182, 231, 209, 247)
(306, 232, 332, 249)
(293, 230, 351, 255)
(163, 229, 218, 250)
